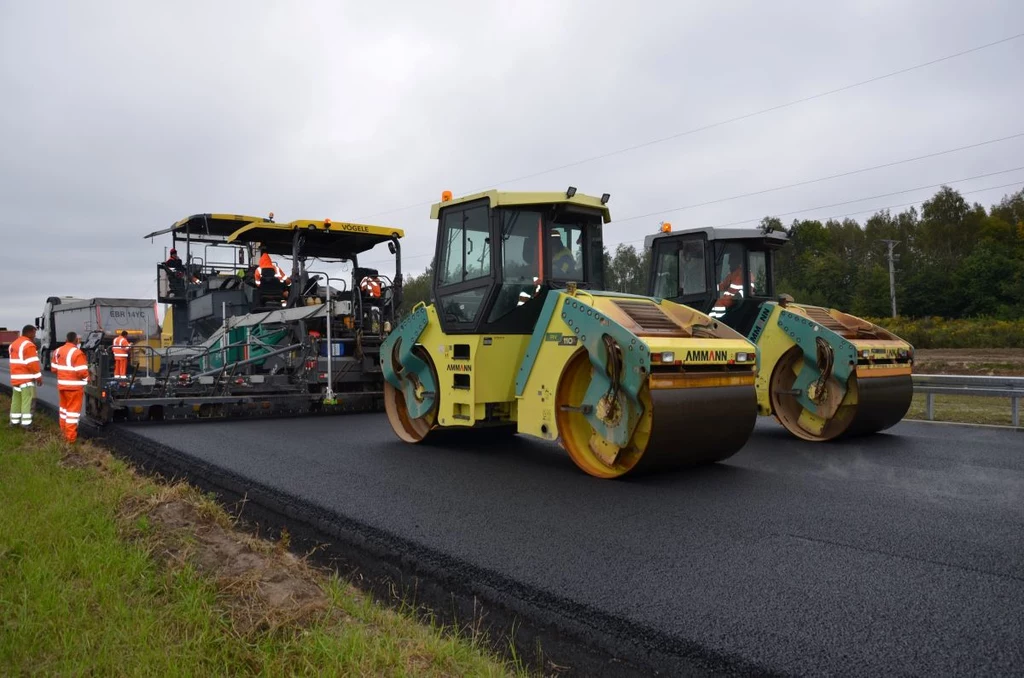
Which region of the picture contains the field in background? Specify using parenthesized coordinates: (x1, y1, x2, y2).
(911, 348, 1024, 376)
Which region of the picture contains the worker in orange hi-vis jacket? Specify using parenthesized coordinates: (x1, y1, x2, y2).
(50, 331, 89, 444)
(112, 330, 131, 380)
(8, 324, 43, 429)
(360, 276, 382, 298)
(254, 250, 291, 286)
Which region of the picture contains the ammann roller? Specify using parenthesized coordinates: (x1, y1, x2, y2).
(380, 188, 762, 478)
(645, 222, 914, 441)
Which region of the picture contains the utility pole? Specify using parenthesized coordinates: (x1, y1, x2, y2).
(880, 239, 899, 318)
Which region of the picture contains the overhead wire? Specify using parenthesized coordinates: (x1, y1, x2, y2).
(353, 31, 1024, 222)
(362, 132, 1024, 266)
(608, 131, 1024, 227)
(607, 168, 1024, 249)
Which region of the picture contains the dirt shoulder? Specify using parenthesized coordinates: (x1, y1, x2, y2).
(913, 349, 1024, 376)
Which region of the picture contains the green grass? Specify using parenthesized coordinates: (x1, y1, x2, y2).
(906, 393, 1021, 427)
(0, 402, 524, 677)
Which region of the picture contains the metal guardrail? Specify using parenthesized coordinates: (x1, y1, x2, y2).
(913, 374, 1023, 427)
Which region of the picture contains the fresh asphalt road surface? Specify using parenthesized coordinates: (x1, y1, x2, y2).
(5, 362, 1023, 675)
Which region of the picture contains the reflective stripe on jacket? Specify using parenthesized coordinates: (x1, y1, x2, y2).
(112, 335, 131, 358)
(9, 336, 41, 386)
(52, 342, 89, 390)
(360, 277, 382, 297)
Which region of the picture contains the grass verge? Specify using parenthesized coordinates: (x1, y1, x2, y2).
(906, 393, 1021, 427)
(0, 396, 524, 677)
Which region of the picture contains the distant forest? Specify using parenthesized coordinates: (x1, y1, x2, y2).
(400, 185, 1024, 321)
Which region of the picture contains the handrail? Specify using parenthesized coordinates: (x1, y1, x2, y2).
(912, 373, 1023, 427)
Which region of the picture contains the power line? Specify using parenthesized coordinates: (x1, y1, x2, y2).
(610, 165, 1024, 242)
(354, 31, 1024, 221)
(608, 175, 1024, 250)
(819, 180, 1024, 222)
(370, 167, 1024, 267)
(630, 166, 1024, 229)
(608, 131, 1024, 226)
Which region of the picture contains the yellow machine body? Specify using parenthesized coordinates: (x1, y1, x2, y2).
(381, 189, 764, 478)
(645, 223, 914, 442)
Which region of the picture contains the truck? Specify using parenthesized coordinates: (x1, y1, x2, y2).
(0, 327, 20, 358)
(35, 297, 161, 370)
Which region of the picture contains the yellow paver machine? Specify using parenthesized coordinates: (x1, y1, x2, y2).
(644, 221, 914, 441)
(380, 189, 763, 478)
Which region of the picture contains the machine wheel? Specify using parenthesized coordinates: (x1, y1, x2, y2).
(769, 346, 911, 441)
(770, 346, 857, 441)
(555, 349, 653, 478)
(383, 346, 438, 443)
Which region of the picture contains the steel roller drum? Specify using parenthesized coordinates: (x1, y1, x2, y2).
(839, 374, 914, 438)
(628, 384, 758, 474)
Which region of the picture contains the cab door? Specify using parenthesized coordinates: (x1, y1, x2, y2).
(432, 199, 498, 334)
(649, 233, 715, 313)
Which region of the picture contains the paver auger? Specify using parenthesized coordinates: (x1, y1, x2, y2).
(645, 222, 914, 442)
(381, 189, 761, 478)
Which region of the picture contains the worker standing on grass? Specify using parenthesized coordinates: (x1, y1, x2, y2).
(51, 332, 88, 444)
(8, 325, 42, 429)
(112, 330, 131, 380)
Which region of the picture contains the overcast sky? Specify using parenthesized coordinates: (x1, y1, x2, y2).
(1, 0, 1022, 330)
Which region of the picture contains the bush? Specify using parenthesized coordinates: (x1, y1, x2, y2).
(863, 316, 1024, 349)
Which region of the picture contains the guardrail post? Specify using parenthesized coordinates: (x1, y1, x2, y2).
(1013, 397, 1020, 428)
(926, 393, 935, 421)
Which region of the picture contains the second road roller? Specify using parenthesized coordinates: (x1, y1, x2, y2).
(644, 221, 914, 442)
(381, 188, 762, 478)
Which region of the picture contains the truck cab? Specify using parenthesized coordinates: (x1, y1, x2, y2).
(644, 223, 788, 337)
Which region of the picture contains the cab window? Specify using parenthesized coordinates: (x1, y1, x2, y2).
(749, 250, 768, 296)
(652, 248, 678, 298)
(438, 204, 491, 286)
(548, 225, 583, 280)
(679, 239, 707, 295)
(715, 243, 747, 296)
(488, 210, 544, 322)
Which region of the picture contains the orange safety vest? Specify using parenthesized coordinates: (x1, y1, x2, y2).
(9, 336, 41, 387)
(51, 342, 89, 391)
(112, 335, 131, 359)
(254, 254, 289, 285)
(360, 277, 382, 298)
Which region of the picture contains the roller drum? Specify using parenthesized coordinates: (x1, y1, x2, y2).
(839, 374, 913, 438)
(629, 384, 757, 474)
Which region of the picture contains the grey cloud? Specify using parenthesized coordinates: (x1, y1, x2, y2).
(1, 0, 1022, 329)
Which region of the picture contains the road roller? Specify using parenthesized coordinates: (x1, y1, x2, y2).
(644, 221, 914, 442)
(380, 188, 761, 478)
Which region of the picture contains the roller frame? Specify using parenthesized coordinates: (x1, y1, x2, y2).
(775, 308, 857, 417)
(557, 295, 652, 449)
(380, 303, 436, 420)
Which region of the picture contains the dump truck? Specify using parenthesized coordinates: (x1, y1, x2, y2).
(84, 212, 404, 424)
(644, 222, 914, 441)
(35, 297, 161, 370)
(380, 188, 761, 479)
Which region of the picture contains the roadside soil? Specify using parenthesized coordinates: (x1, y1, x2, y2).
(912, 349, 1024, 376)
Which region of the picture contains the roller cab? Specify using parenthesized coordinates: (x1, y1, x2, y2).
(645, 221, 914, 442)
(381, 188, 760, 478)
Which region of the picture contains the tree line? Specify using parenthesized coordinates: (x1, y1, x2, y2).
(398, 185, 1024, 320)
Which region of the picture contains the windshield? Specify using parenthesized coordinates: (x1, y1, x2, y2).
(548, 211, 604, 287)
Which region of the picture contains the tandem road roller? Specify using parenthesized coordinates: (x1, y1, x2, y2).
(381, 188, 763, 478)
(644, 221, 914, 442)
